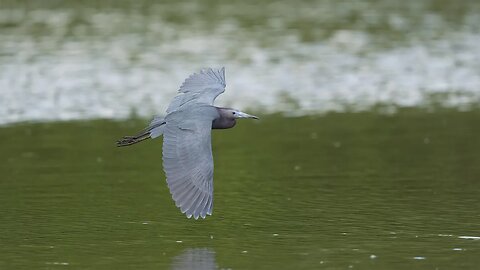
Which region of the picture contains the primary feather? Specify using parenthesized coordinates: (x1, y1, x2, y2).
(166, 68, 226, 114)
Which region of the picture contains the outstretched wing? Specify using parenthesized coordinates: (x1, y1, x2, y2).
(162, 116, 215, 219)
(166, 67, 226, 113)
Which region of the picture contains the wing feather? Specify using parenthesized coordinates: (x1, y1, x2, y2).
(162, 115, 215, 219)
(188, 192, 206, 219)
(194, 193, 208, 219)
(179, 67, 226, 93)
(184, 189, 202, 214)
(206, 196, 213, 215)
(166, 68, 226, 113)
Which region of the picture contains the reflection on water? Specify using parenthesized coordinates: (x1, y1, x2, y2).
(171, 248, 216, 270)
(1, 1, 480, 124)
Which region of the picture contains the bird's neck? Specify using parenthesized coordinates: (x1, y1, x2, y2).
(212, 117, 236, 129)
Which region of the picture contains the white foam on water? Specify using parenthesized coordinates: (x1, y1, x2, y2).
(458, 236, 480, 240)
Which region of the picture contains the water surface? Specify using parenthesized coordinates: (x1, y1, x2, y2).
(0, 110, 479, 269)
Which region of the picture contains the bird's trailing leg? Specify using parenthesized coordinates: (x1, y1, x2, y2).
(116, 118, 166, 147)
(116, 131, 151, 147)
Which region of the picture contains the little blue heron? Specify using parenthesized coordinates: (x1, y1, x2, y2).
(116, 67, 258, 219)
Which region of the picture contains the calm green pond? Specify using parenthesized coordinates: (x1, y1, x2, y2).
(0, 110, 479, 269)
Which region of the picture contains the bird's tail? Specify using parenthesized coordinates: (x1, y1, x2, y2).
(116, 117, 166, 147)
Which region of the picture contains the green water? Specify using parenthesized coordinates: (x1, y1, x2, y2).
(0, 110, 479, 269)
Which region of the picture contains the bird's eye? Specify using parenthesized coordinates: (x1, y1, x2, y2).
(232, 112, 236, 115)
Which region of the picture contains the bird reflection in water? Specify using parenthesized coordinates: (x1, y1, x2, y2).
(171, 248, 217, 270)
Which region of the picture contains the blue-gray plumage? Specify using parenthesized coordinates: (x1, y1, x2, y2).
(116, 68, 258, 219)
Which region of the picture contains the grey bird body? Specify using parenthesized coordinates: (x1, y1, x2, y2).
(117, 68, 257, 219)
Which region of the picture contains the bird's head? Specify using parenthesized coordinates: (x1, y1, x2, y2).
(213, 108, 258, 129)
(228, 109, 258, 120)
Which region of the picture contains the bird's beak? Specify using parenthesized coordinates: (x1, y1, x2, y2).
(237, 111, 259, 119)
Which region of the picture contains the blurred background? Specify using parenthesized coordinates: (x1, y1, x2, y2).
(1, 1, 479, 269)
(1, 0, 479, 123)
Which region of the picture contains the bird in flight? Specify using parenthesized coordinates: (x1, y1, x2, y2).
(117, 67, 258, 219)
